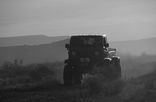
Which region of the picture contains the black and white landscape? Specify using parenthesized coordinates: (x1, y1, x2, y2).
(0, 35, 156, 102)
(0, 0, 156, 102)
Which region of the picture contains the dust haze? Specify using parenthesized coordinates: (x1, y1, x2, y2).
(0, 0, 156, 102)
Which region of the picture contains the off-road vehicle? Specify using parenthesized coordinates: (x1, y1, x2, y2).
(63, 35, 121, 86)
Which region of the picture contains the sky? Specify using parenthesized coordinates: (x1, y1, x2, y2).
(0, 0, 156, 41)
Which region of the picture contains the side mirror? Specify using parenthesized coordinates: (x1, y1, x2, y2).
(65, 44, 70, 49)
(105, 43, 109, 48)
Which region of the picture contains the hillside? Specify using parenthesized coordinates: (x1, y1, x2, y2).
(123, 67, 156, 101)
(0, 37, 156, 65)
(0, 35, 156, 56)
(110, 38, 156, 55)
(0, 35, 68, 47)
(0, 61, 156, 102)
(0, 39, 69, 65)
(0, 35, 156, 101)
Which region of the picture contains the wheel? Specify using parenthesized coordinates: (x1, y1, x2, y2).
(111, 56, 121, 79)
(72, 67, 82, 85)
(93, 58, 112, 79)
(100, 57, 121, 80)
(104, 58, 112, 65)
(63, 65, 72, 86)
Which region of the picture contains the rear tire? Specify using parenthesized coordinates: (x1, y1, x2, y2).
(72, 67, 82, 85)
(63, 65, 72, 86)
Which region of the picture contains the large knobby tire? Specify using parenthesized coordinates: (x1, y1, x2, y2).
(63, 65, 72, 86)
(92, 58, 113, 79)
(99, 57, 121, 80)
(111, 56, 121, 79)
(103, 58, 113, 79)
(72, 67, 82, 85)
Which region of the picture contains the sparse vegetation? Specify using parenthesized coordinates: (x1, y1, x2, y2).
(0, 54, 156, 102)
(0, 61, 63, 91)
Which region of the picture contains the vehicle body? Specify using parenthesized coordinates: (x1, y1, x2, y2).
(63, 35, 121, 86)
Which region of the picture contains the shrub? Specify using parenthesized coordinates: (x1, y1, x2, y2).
(82, 74, 103, 94)
(0, 61, 63, 89)
(82, 73, 124, 96)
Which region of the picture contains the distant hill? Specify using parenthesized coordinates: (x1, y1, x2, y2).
(0, 39, 69, 65)
(0, 35, 69, 47)
(110, 38, 156, 55)
(0, 36, 156, 65)
(0, 35, 156, 55)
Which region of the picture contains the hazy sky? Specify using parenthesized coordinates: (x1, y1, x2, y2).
(0, 0, 156, 41)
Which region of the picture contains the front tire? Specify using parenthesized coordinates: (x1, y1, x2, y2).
(111, 56, 121, 79)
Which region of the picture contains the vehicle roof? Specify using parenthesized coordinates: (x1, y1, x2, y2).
(71, 34, 106, 38)
(69, 34, 107, 46)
